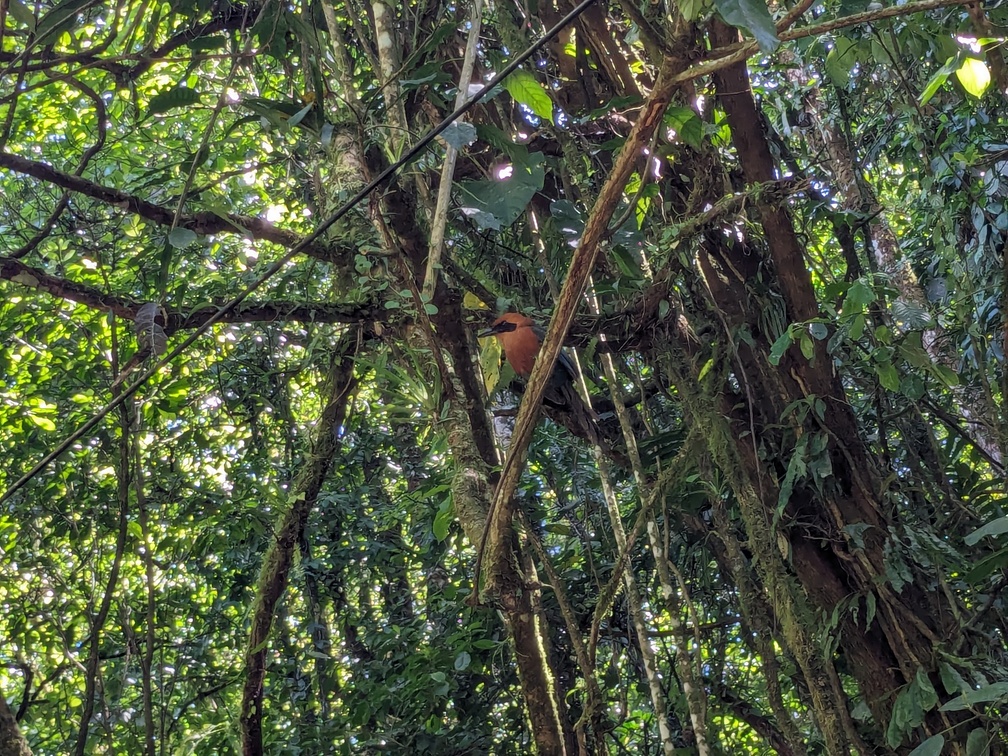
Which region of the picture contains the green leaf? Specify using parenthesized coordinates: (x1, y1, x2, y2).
(714, 0, 780, 52)
(891, 299, 934, 329)
(148, 87, 204, 117)
(776, 436, 807, 515)
(940, 681, 1008, 711)
(664, 106, 704, 148)
(939, 662, 969, 695)
(844, 280, 876, 312)
(286, 101, 314, 127)
(454, 651, 471, 671)
(966, 728, 990, 756)
(908, 735, 944, 756)
(964, 548, 1008, 583)
(965, 516, 1008, 546)
(169, 227, 198, 248)
(850, 313, 866, 340)
(931, 363, 959, 387)
(185, 36, 227, 52)
(34, 0, 91, 45)
(956, 57, 991, 98)
(6, 0, 36, 31)
(915, 668, 938, 711)
(503, 70, 554, 123)
(799, 332, 815, 360)
(887, 668, 939, 747)
(769, 328, 794, 365)
(825, 37, 859, 86)
(544, 522, 572, 535)
(433, 502, 453, 541)
(441, 122, 477, 150)
(876, 362, 900, 392)
(680, 0, 705, 20)
(919, 57, 956, 105)
(900, 375, 925, 400)
(457, 152, 545, 230)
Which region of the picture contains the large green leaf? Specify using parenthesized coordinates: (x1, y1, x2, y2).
(956, 57, 991, 98)
(966, 728, 991, 756)
(714, 0, 779, 51)
(826, 37, 859, 86)
(940, 681, 1008, 711)
(33, 0, 91, 45)
(147, 87, 204, 117)
(6, 0, 36, 31)
(456, 152, 545, 230)
(919, 57, 957, 105)
(908, 735, 945, 756)
(886, 669, 938, 747)
(965, 516, 1008, 546)
(664, 106, 704, 148)
(503, 70, 554, 123)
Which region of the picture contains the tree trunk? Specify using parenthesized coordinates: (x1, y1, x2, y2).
(362, 143, 572, 755)
(240, 346, 358, 756)
(696, 18, 964, 742)
(0, 693, 31, 756)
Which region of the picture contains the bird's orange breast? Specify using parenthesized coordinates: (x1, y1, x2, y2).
(499, 327, 541, 378)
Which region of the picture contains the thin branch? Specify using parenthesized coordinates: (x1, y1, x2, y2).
(0, 6, 253, 78)
(478, 50, 687, 600)
(239, 337, 358, 756)
(73, 331, 132, 756)
(670, 0, 975, 90)
(422, 0, 483, 300)
(12, 76, 107, 259)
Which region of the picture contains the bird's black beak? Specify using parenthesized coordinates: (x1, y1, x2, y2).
(478, 320, 517, 338)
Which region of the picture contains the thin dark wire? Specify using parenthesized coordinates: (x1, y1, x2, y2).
(0, 0, 598, 505)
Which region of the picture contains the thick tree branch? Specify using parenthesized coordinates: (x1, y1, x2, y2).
(671, 0, 975, 89)
(0, 7, 255, 79)
(0, 689, 31, 756)
(239, 339, 358, 756)
(0, 256, 381, 331)
(0, 151, 354, 262)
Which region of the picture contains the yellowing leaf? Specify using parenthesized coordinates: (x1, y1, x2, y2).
(463, 291, 489, 310)
(28, 414, 56, 432)
(955, 58, 990, 98)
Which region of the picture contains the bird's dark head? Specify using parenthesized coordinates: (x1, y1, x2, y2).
(477, 312, 535, 338)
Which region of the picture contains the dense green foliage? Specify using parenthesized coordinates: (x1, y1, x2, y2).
(1, 0, 1008, 754)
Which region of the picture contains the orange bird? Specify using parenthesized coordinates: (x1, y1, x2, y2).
(478, 312, 602, 447)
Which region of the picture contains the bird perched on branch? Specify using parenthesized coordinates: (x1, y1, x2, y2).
(478, 312, 626, 464)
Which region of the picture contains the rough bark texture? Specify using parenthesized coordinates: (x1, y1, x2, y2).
(702, 18, 963, 739)
(0, 694, 31, 756)
(361, 141, 572, 755)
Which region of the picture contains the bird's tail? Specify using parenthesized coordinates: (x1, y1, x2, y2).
(544, 383, 630, 468)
